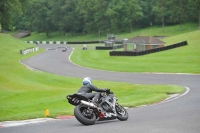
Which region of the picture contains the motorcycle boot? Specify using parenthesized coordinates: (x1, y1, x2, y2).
(91, 99, 99, 107)
(92, 93, 101, 106)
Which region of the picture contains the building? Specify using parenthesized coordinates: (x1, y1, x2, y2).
(123, 36, 166, 52)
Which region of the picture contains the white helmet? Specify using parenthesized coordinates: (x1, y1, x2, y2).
(82, 77, 92, 85)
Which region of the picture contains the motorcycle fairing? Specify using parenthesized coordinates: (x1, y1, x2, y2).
(67, 93, 89, 106)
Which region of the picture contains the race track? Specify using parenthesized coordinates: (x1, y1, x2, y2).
(1, 44, 200, 133)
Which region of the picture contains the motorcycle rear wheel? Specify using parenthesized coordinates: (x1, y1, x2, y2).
(116, 104, 128, 121)
(74, 105, 96, 125)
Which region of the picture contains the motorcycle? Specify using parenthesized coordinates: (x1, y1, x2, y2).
(66, 90, 128, 125)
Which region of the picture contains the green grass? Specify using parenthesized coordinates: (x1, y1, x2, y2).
(70, 30, 200, 73)
(21, 23, 199, 41)
(0, 33, 185, 121)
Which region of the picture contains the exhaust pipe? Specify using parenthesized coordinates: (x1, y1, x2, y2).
(81, 100, 98, 108)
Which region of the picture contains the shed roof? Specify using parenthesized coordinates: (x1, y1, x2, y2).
(126, 36, 166, 44)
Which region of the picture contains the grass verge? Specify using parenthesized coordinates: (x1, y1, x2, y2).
(70, 30, 200, 73)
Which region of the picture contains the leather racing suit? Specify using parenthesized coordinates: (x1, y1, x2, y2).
(77, 84, 107, 103)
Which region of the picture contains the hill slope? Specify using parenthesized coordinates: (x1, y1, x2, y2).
(0, 34, 185, 121)
(21, 23, 199, 41)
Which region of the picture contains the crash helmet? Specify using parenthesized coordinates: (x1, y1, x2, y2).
(82, 77, 92, 85)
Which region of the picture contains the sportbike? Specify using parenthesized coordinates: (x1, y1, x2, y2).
(67, 90, 128, 125)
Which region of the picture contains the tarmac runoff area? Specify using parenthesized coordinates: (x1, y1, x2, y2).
(0, 87, 189, 128)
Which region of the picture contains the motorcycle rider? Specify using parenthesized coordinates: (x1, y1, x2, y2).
(77, 77, 110, 106)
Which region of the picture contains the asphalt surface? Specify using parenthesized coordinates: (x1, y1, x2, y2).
(1, 44, 200, 133)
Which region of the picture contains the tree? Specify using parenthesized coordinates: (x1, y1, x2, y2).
(26, 0, 54, 37)
(8, 0, 200, 35)
(169, 0, 189, 31)
(197, 0, 200, 29)
(137, 0, 156, 28)
(153, 0, 170, 32)
(123, 0, 143, 32)
(50, 0, 81, 35)
(76, 0, 109, 33)
(198, 0, 200, 30)
(0, 0, 27, 32)
(188, 0, 200, 30)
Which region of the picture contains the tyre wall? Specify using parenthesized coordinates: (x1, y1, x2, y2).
(109, 41, 188, 56)
(96, 44, 124, 50)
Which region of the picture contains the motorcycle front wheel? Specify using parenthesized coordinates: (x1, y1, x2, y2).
(74, 104, 96, 125)
(116, 104, 128, 121)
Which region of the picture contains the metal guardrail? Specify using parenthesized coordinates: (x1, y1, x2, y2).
(20, 47, 39, 55)
(26, 41, 103, 44)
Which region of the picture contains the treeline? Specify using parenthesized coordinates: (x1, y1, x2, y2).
(1, 0, 200, 37)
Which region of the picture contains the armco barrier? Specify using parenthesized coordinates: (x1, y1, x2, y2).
(20, 47, 39, 55)
(26, 41, 101, 44)
(109, 41, 188, 56)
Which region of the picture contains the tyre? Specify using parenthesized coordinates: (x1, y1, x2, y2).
(74, 105, 96, 125)
(116, 104, 128, 121)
